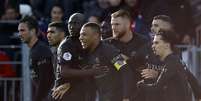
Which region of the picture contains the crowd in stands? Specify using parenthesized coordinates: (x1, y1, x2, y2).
(0, 0, 201, 44)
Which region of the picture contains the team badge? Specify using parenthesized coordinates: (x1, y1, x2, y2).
(63, 52, 72, 61)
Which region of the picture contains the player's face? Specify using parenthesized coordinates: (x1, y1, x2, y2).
(79, 27, 97, 50)
(18, 23, 32, 43)
(51, 6, 63, 22)
(68, 16, 83, 36)
(111, 17, 129, 39)
(47, 27, 63, 46)
(151, 19, 172, 34)
(152, 35, 168, 57)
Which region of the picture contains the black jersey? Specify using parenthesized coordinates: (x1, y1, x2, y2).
(50, 47, 58, 77)
(30, 40, 54, 101)
(105, 33, 149, 72)
(55, 36, 83, 86)
(85, 42, 130, 101)
(55, 36, 87, 101)
(104, 33, 150, 99)
(159, 54, 192, 101)
(141, 53, 192, 101)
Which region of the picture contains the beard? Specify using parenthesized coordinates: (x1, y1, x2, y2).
(21, 35, 32, 44)
(113, 30, 126, 39)
(20, 38, 29, 43)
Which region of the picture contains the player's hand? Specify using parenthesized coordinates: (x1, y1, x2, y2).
(52, 83, 70, 100)
(141, 69, 158, 79)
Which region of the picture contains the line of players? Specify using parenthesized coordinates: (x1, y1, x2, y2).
(18, 9, 201, 101)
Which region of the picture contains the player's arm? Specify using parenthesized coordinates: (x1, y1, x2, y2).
(60, 64, 107, 78)
(60, 52, 108, 78)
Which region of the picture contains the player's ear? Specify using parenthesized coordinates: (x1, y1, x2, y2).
(30, 29, 36, 35)
(31, 30, 34, 34)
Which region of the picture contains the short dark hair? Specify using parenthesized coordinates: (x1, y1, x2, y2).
(82, 22, 101, 35)
(19, 16, 38, 33)
(111, 9, 132, 21)
(156, 30, 178, 49)
(153, 15, 174, 27)
(48, 22, 66, 32)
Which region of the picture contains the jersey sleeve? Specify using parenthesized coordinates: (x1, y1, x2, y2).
(58, 42, 75, 65)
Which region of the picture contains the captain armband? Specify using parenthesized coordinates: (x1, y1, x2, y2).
(112, 54, 128, 71)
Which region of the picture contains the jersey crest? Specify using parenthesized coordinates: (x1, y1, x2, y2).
(63, 52, 72, 61)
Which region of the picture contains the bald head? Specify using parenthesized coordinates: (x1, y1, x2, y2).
(68, 13, 85, 37)
(69, 13, 85, 24)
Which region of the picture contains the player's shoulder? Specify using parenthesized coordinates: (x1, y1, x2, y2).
(102, 37, 117, 44)
(134, 32, 149, 43)
(32, 40, 52, 57)
(98, 42, 120, 59)
(58, 37, 74, 49)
